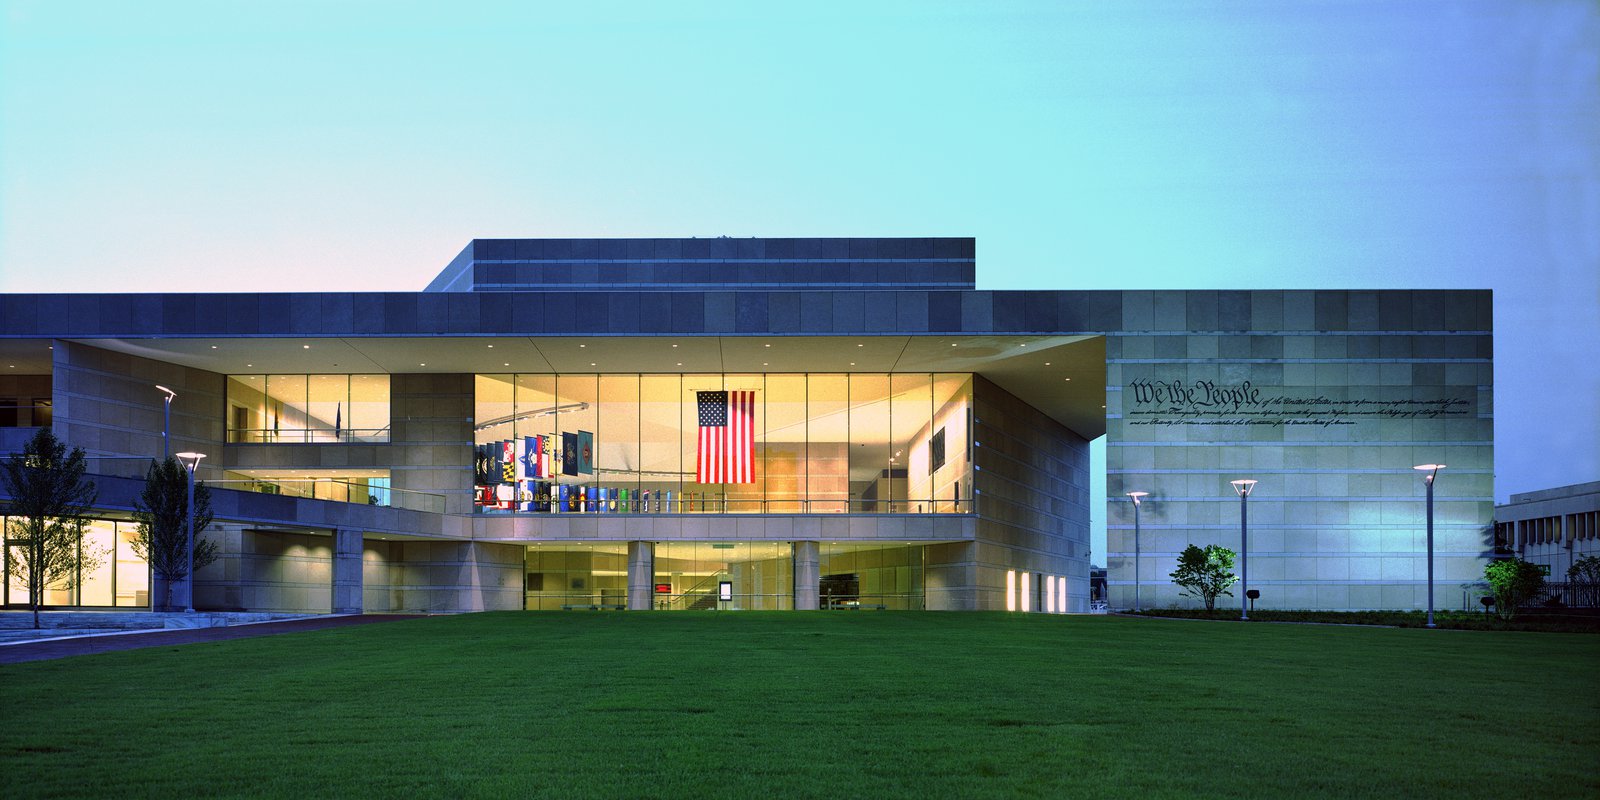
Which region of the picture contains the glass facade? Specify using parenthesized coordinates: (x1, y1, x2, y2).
(2, 517, 151, 608)
(476, 373, 973, 514)
(819, 542, 925, 610)
(522, 541, 928, 610)
(225, 374, 391, 443)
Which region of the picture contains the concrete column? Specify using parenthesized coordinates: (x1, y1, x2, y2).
(793, 540, 820, 610)
(332, 529, 364, 614)
(627, 541, 654, 611)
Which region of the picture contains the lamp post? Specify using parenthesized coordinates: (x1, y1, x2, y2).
(1414, 464, 1445, 628)
(156, 385, 176, 459)
(176, 452, 205, 613)
(1126, 491, 1148, 612)
(1230, 479, 1257, 621)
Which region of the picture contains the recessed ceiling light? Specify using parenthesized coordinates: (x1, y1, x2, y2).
(951, 343, 957, 347)
(763, 362, 768, 366)
(246, 364, 253, 367)
(210, 345, 218, 349)
(1065, 378, 1071, 381)
(857, 344, 864, 348)
(1020, 344, 1026, 347)
(590, 363, 596, 367)
(764, 343, 771, 347)
(672, 344, 678, 348)
(503, 363, 510, 366)
(579, 344, 586, 348)
(849, 362, 856, 366)
(303, 345, 310, 349)
(1044, 362, 1051, 366)
(487, 344, 494, 348)
(677, 362, 683, 366)
(420, 363, 426, 366)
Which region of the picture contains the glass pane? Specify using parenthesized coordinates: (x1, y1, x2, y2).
(78, 519, 115, 606)
(638, 374, 681, 512)
(764, 374, 807, 513)
(473, 375, 516, 512)
(807, 374, 849, 513)
(557, 374, 599, 510)
(893, 373, 933, 513)
(306, 374, 347, 442)
(226, 375, 268, 443)
(681, 374, 723, 512)
(849, 374, 892, 513)
(597, 375, 640, 510)
(722, 374, 763, 513)
(933, 374, 973, 513)
(265, 374, 308, 443)
(348, 374, 390, 442)
(516, 375, 558, 513)
(115, 523, 150, 607)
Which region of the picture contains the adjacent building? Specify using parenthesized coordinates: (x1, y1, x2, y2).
(0, 237, 1495, 613)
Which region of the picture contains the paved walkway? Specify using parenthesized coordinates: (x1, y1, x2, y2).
(0, 614, 425, 665)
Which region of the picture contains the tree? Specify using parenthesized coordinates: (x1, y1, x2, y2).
(130, 456, 217, 611)
(0, 428, 102, 628)
(1567, 555, 1600, 609)
(1483, 558, 1545, 621)
(1169, 544, 1238, 611)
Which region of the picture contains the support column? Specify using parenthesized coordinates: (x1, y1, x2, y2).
(627, 541, 654, 611)
(794, 541, 820, 610)
(332, 529, 364, 614)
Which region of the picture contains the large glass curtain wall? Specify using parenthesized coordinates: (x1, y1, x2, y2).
(475, 373, 973, 514)
(226, 374, 391, 443)
(2, 517, 151, 608)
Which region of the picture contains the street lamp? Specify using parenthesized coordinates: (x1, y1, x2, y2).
(156, 385, 176, 459)
(1126, 491, 1149, 612)
(1414, 464, 1445, 628)
(176, 451, 205, 613)
(1230, 479, 1257, 621)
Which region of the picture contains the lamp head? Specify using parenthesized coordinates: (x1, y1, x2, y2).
(1230, 479, 1258, 497)
(175, 451, 206, 471)
(155, 385, 176, 401)
(1414, 463, 1445, 484)
(1126, 491, 1148, 506)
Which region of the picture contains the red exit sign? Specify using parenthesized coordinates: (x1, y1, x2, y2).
(655, 584, 672, 593)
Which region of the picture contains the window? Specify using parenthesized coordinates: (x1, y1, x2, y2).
(227, 374, 390, 443)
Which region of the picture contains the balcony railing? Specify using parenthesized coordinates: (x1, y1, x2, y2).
(226, 427, 391, 444)
(208, 479, 444, 515)
(477, 497, 972, 515)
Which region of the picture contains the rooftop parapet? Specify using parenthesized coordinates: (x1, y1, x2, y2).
(425, 237, 976, 292)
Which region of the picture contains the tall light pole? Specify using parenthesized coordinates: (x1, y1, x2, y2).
(1231, 479, 1257, 621)
(1415, 464, 1445, 628)
(156, 385, 177, 459)
(177, 451, 206, 613)
(1126, 491, 1148, 612)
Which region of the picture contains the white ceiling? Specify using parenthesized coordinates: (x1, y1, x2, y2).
(62, 334, 1108, 439)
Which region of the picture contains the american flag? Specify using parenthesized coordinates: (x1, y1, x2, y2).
(696, 390, 755, 484)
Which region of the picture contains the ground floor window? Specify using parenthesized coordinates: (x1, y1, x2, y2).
(522, 541, 925, 610)
(2, 516, 150, 608)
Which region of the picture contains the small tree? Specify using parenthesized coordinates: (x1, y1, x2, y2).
(0, 428, 102, 628)
(130, 456, 217, 611)
(1566, 555, 1600, 608)
(1169, 544, 1238, 611)
(1483, 558, 1545, 620)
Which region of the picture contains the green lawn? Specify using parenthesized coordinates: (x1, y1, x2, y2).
(2, 613, 1595, 799)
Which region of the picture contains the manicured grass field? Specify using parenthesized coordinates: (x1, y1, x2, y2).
(3, 613, 1596, 798)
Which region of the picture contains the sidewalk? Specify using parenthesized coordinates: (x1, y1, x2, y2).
(0, 614, 425, 665)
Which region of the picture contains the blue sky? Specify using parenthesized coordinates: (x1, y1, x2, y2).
(2, 1, 1596, 561)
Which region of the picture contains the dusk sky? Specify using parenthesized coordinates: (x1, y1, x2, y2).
(2, 1, 1596, 561)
